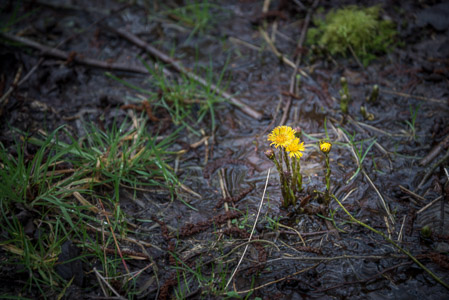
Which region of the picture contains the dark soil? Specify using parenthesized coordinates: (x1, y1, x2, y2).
(1, 0, 449, 299)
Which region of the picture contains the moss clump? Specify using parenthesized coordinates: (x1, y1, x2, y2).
(308, 5, 397, 66)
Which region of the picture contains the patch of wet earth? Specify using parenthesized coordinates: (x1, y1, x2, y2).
(1, 0, 449, 299)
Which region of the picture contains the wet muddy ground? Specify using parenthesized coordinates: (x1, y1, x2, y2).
(1, 0, 449, 299)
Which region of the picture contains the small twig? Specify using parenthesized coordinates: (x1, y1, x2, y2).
(0, 32, 151, 74)
(363, 169, 394, 225)
(275, 222, 306, 246)
(259, 29, 293, 68)
(416, 196, 443, 214)
(269, 254, 390, 263)
(381, 89, 446, 104)
(398, 185, 426, 205)
(418, 147, 449, 189)
(219, 169, 232, 228)
(398, 215, 406, 243)
(0, 63, 25, 108)
(107, 26, 263, 120)
(225, 168, 271, 289)
(419, 134, 449, 166)
(228, 36, 307, 77)
(441, 170, 448, 234)
(355, 121, 395, 137)
(314, 261, 413, 293)
(128, 261, 155, 281)
(227, 263, 320, 295)
(347, 44, 363, 69)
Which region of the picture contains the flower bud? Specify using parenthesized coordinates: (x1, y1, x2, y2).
(264, 149, 275, 160)
(319, 140, 332, 154)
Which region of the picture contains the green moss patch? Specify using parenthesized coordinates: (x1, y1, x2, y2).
(308, 5, 398, 66)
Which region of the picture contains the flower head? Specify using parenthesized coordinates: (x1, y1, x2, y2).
(267, 126, 296, 149)
(285, 137, 305, 158)
(319, 140, 332, 154)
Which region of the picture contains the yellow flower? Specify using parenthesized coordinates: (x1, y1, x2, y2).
(320, 141, 332, 154)
(267, 126, 296, 148)
(286, 138, 305, 158)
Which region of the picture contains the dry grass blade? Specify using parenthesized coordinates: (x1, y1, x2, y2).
(230, 263, 320, 295)
(259, 29, 296, 70)
(93, 267, 127, 300)
(398, 185, 426, 205)
(97, 199, 130, 275)
(225, 168, 271, 289)
(416, 196, 442, 214)
(381, 89, 446, 104)
(85, 223, 162, 251)
(275, 222, 306, 246)
(73, 191, 100, 213)
(362, 169, 394, 225)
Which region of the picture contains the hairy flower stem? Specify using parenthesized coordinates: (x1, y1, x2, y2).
(290, 158, 302, 205)
(324, 153, 331, 205)
(296, 158, 302, 192)
(282, 149, 292, 175)
(267, 152, 290, 207)
(291, 158, 297, 194)
(281, 150, 295, 206)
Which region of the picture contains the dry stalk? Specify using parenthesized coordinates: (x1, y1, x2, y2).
(399, 185, 426, 205)
(416, 196, 443, 214)
(225, 168, 271, 289)
(219, 169, 232, 229)
(93, 267, 127, 300)
(381, 89, 446, 104)
(228, 263, 320, 295)
(97, 198, 130, 275)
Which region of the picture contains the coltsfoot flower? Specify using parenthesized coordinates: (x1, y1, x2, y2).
(319, 140, 332, 154)
(268, 126, 296, 149)
(285, 137, 305, 158)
